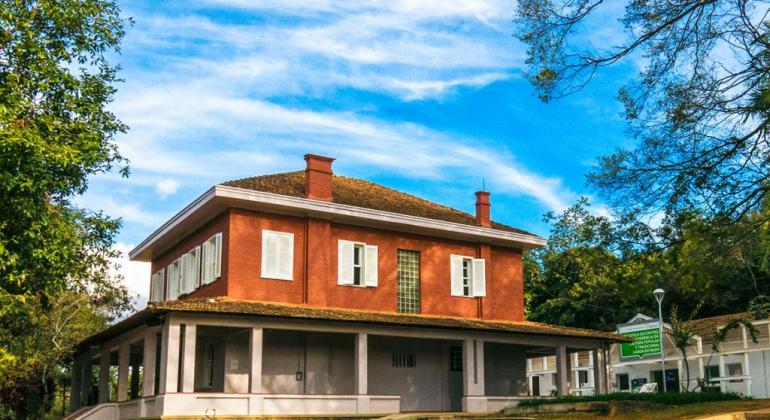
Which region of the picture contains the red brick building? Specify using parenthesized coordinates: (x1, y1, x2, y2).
(69, 154, 627, 419)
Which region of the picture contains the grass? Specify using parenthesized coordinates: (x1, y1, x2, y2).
(515, 391, 744, 407)
(533, 399, 770, 420)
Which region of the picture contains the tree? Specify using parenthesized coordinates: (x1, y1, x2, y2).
(524, 198, 657, 330)
(669, 304, 700, 391)
(517, 0, 770, 225)
(0, 0, 131, 417)
(525, 199, 770, 330)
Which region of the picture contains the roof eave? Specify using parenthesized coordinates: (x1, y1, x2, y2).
(130, 185, 547, 261)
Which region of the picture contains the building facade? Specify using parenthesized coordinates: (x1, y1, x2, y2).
(527, 312, 770, 398)
(68, 154, 626, 419)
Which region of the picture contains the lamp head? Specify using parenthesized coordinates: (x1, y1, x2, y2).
(653, 288, 665, 304)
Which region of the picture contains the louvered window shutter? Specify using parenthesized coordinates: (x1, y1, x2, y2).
(261, 231, 278, 278)
(364, 244, 378, 287)
(214, 233, 222, 278)
(191, 246, 201, 288)
(450, 255, 464, 296)
(338, 240, 354, 285)
(150, 272, 158, 302)
(158, 268, 165, 300)
(202, 238, 213, 284)
(181, 253, 190, 294)
(278, 232, 294, 280)
(472, 258, 486, 297)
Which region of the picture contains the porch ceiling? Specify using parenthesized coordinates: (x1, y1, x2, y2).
(78, 298, 631, 351)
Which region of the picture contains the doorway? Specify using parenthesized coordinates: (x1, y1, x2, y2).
(532, 376, 540, 396)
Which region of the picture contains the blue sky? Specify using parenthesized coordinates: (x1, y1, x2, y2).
(83, 1, 635, 302)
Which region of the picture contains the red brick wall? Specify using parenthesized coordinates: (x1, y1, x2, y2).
(150, 211, 230, 300)
(149, 208, 525, 321)
(227, 208, 306, 303)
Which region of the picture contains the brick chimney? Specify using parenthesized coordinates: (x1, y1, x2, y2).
(304, 154, 335, 201)
(475, 191, 491, 228)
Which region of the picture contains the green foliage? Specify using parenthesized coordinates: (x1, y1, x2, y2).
(517, 0, 770, 226)
(514, 391, 744, 408)
(525, 199, 770, 331)
(0, 0, 132, 417)
(748, 295, 770, 319)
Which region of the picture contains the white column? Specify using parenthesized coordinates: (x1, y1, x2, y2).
(555, 346, 569, 396)
(462, 338, 486, 413)
(592, 348, 605, 394)
(742, 325, 748, 349)
(463, 338, 485, 396)
(143, 331, 157, 397)
(744, 352, 752, 396)
(159, 319, 181, 394)
(719, 354, 726, 392)
(698, 356, 705, 380)
(250, 327, 263, 394)
(677, 359, 684, 391)
(117, 342, 130, 401)
(98, 347, 111, 403)
(180, 324, 197, 393)
(355, 333, 368, 395)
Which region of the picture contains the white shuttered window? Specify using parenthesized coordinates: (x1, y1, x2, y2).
(338, 240, 378, 287)
(167, 258, 182, 300)
(181, 246, 201, 294)
(261, 230, 294, 280)
(449, 255, 486, 297)
(201, 233, 222, 285)
(150, 268, 165, 302)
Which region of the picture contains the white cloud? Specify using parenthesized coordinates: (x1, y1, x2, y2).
(110, 242, 151, 309)
(155, 178, 179, 198)
(112, 82, 575, 211)
(122, 0, 524, 101)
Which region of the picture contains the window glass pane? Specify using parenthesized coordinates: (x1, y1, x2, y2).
(461, 258, 471, 296)
(397, 250, 420, 313)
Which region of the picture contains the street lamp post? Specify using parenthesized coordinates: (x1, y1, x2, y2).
(653, 288, 667, 392)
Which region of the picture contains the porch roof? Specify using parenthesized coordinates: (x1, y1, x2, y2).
(79, 297, 631, 350)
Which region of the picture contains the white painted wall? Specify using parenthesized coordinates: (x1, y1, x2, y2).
(367, 335, 461, 412)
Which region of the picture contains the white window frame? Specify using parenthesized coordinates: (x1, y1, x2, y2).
(338, 240, 378, 287)
(261, 230, 294, 281)
(450, 254, 486, 297)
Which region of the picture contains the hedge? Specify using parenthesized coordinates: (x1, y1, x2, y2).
(515, 391, 744, 407)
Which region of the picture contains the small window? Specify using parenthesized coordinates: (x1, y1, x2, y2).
(167, 258, 182, 300)
(150, 269, 165, 302)
(461, 258, 472, 296)
(449, 346, 463, 372)
(201, 233, 222, 285)
(727, 363, 743, 382)
(450, 255, 485, 297)
(261, 230, 294, 281)
(617, 373, 630, 391)
(353, 243, 364, 285)
(338, 240, 378, 287)
(392, 352, 416, 368)
(706, 365, 720, 379)
(578, 370, 589, 387)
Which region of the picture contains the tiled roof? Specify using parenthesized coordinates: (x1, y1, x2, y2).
(79, 298, 628, 349)
(683, 312, 756, 345)
(222, 171, 535, 236)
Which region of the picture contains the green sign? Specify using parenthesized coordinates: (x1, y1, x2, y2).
(619, 322, 662, 359)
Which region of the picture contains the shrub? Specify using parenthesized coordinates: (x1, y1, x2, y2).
(515, 391, 744, 407)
